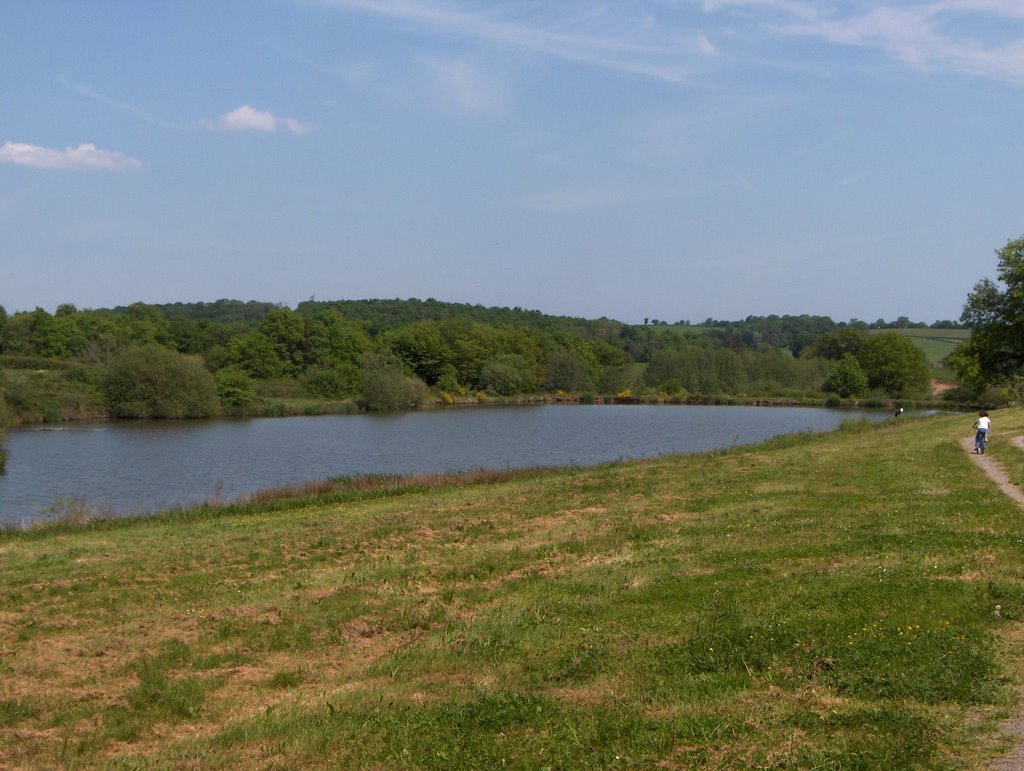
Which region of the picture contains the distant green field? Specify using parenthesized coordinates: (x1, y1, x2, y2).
(871, 328, 969, 365)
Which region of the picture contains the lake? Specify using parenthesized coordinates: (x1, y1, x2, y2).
(0, 404, 895, 527)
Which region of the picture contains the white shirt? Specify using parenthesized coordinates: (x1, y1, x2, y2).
(976, 416, 991, 431)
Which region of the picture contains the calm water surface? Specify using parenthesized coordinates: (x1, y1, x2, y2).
(0, 404, 892, 526)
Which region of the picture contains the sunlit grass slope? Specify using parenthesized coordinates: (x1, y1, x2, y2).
(3, 409, 1024, 768)
(874, 327, 971, 366)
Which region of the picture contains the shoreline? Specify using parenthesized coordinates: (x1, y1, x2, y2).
(4, 389, 957, 427)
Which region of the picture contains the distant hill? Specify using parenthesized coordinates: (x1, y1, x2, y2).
(103, 298, 967, 364)
(112, 299, 282, 325)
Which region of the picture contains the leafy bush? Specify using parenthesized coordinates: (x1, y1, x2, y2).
(544, 349, 592, 392)
(826, 353, 870, 398)
(435, 363, 462, 394)
(597, 364, 635, 395)
(104, 345, 220, 419)
(479, 355, 530, 396)
(360, 349, 428, 411)
(215, 366, 254, 407)
(301, 364, 361, 399)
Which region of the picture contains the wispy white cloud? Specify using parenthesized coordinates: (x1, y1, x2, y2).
(308, 0, 716, 84)
(705, 1, 1024, 85)
(695, 34, 718, 56)
(284, 117, 313, 135)
(420, 56, 506, 115)
(58, 75, 183, 130)
(60, 77, 317, 135)
(937, 0, 1024, 20)
(0, 142, 142, 171)
(304, 0, 1024, 88)
(219, 105, 313, 134)
(700, 0, 819, 21)
(790, 4, 1024, 83)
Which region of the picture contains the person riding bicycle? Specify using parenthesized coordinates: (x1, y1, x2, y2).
(974, 411, 991, 454)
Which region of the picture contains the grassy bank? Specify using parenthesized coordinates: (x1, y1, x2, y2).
(3, 411, 1024, 768)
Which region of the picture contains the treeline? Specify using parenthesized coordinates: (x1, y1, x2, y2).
(0, 300, 940, 423)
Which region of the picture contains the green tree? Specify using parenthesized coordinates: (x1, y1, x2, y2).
(104, 344, 220, 418)
(302, 364, 362, 399)
(826, 353, 870, 398)
(2, 308, 74, 357)
(644, 348, 689, 389)
(304, 311, 371, 371)
(858, 333, 931, 397)
(227, 331, 289, 380)
(545, 348, 592, 392)
(479, 354, 531, 396)
(710, 348, 745, 392)
(742, 347, 827, 394)
(598, 364, 635, 394)
(385, 321, 454, 385)
(645, 346, 719, 392)
(258, 308, 306, 376)
(168, 317, 220, 356)
(956, 235, 1024, 387)
(214, 366, 255, 407)
(360, 349, 427, 411)
(441, 319, 505, 388)
(807, 328, 867, 360)
(435, 363, 462, 394)
(121, 302, 173, 347)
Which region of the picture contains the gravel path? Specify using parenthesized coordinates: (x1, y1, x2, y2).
(963, 434, 1024, 770)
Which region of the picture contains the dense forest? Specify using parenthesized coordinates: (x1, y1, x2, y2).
(0, 298, 964, 443)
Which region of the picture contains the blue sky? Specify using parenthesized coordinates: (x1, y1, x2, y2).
(3, 0, 1023, 324)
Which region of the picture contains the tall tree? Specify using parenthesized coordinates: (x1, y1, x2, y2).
(956, 235, 1024, 388)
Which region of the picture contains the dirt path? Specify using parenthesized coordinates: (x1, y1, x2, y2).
(963, 435, 1024, 505)
(964, 435, 1024, 769)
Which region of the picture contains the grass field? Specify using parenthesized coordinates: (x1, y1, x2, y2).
(2, 409, 1024, 768)
(871, 328, 971, 367)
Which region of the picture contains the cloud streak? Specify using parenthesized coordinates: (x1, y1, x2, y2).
(58, 76, 183, 130)
(219, 105, 312, 134)
(0, 142, 142, 171)
(707, 0, 1024, 85)
(309, 0, 715, 84)
(60, 77, 315, 135)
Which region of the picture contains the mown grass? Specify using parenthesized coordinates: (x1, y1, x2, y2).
(2, 410, 1024, 768)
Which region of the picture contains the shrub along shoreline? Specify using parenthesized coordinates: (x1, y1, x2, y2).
(2, 409, 1023, 767)
(0, 354, 953, 428)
